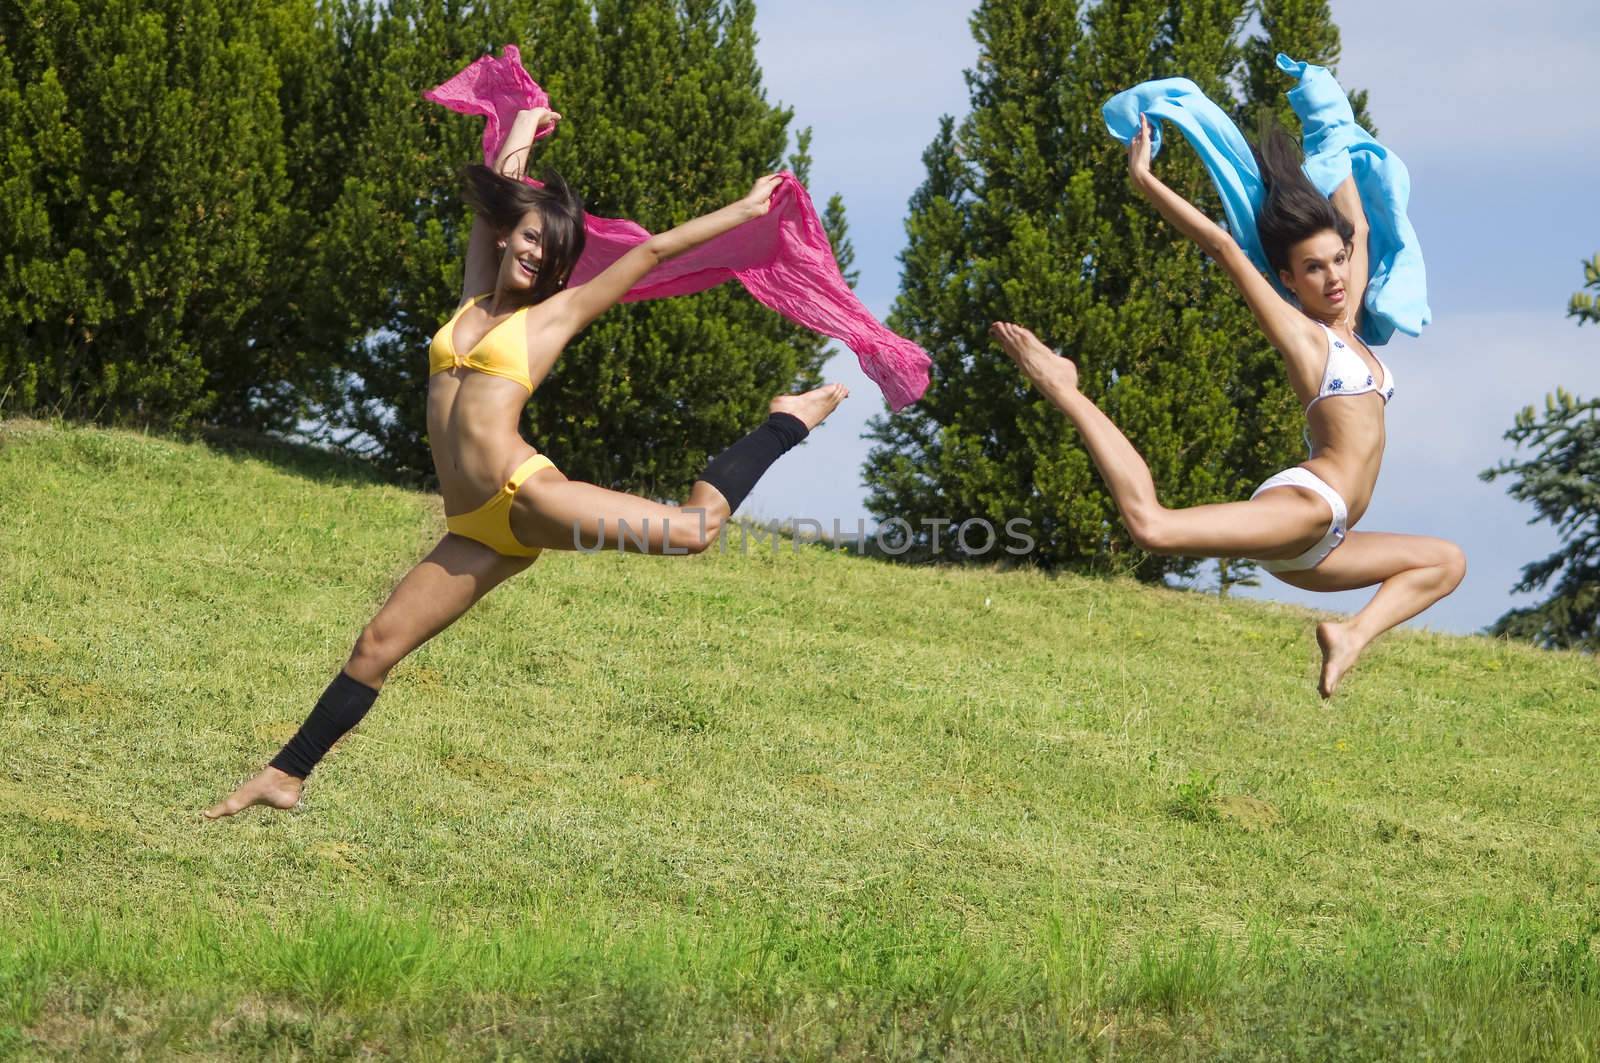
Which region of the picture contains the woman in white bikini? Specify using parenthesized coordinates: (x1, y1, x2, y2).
(991, 116, 1464, 697)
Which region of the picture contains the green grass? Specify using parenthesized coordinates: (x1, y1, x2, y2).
(2, 417, 1598, 1060)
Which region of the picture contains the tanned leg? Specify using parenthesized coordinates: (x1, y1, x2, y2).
(204, 535, 531, 818)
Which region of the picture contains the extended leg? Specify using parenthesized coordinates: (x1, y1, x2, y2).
(204, 534, 532, 819)
(991, 322, 1328, 560)
(512, 384, 847, 554)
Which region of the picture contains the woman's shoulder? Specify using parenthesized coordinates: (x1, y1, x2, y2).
(1272, 312, 1330, 362)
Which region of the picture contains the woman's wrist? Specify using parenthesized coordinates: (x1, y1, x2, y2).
(717, 200, 761, 226)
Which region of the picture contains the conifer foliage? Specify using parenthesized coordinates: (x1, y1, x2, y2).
(0, 0, 294, 428)
(1480, 257, 1600, 651)
(310, 0, 844, 485)
(0, 0, 849, 495)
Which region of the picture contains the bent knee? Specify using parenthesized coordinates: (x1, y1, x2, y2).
(1437, 541, 1467, 588)
(667, 510, 724, 554)
(348, 624, 400, 677)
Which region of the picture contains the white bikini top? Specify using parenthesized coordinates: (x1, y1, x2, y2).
(1305, 322, 1395, 412)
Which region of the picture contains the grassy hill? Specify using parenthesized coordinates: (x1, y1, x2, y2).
(2, 418, 1597, 1060)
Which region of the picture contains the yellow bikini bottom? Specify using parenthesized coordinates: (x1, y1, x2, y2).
(445, 453, 556, 558)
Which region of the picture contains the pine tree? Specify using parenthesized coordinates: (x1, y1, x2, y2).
(1480, 257, 1600, 651)
(0, 0, 853, 491)
(307, 0, 849, 488)
(787, 130, 860, 299)
(1569, 253, 1600, 326)
(864, 0, 1359, 580)
(281, 0, 505, 471)
(1242, 0, 1370, 131)
(0, 0, 294, 428)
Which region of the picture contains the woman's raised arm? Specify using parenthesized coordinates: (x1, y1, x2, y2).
(1127, 116, 1319, 361)
(1328, 175, 1370, 329)
(493, 107, 560, 179)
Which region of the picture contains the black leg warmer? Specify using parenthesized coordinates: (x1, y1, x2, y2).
(269, 671, 380, 779)
(697, 412, 809, 513)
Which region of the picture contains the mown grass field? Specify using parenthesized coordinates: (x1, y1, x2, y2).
(2, 417, 1598, 1060)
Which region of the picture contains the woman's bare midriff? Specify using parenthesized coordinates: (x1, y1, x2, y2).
(1301, 394, 1386, 526)
(426, 370, 546, 516)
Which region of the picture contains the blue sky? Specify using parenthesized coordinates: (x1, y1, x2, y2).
(741, 0, 1600, 635)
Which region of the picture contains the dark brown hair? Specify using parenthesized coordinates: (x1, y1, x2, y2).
(459, 164, 587, 304)
(1250, 117, 1353, 279)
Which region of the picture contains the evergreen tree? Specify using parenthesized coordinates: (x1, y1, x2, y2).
(308, 0, 848, 487)
(279, 0, 504, 470)
(864, 0, 1360, 580)
(1569, 253, 1600, 326)
(1242, 0, 1370, 131)
(1480, 257, 1600, 651)
(0, 0, 295, 428)
(0, 0, 854, 494)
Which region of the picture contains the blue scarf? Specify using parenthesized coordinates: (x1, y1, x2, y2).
(1103, 54, 1429, 346)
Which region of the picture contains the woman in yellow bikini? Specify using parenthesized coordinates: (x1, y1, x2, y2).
(207, 105, 847, 818)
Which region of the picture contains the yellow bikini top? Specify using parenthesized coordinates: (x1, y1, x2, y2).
(428, 294, 533, 392)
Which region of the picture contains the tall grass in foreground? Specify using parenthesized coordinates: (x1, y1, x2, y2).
(3, 420, 1599, 1059)
(5, 905, 1600, 1059)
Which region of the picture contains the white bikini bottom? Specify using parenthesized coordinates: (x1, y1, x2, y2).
(1250, 467, 1348, 573)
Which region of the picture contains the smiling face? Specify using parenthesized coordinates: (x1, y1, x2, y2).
(497, 208, 545, 291)
(1278, 229, 1352, 318)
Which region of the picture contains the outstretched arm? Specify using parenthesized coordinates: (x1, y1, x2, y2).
(493, 107, 560, 179)
(1127, 116, 1319, 360)
(461, 107, 562, 305)
(1328, 175, 1370, 329)
(541, 174, 785, 340)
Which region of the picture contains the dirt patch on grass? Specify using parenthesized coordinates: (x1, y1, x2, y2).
(251, 720, 298, 745)
(310, 841, 367, 873)
(12, 634, 61, 655)
(0, 780, 118, 835)
(0, 671, 124, 715)
(23, 988, 158, 1055)
(791, 772, 851, 796)
(442, 754, 548, 788)
(1214, 795, 1281, 832)
(392, 665, 446, 690)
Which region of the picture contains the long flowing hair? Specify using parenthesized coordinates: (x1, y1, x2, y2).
(1250, 117, 1353, 280)
(459, 165, 587, 303)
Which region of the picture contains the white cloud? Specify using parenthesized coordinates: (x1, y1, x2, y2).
(753, 1, 976, 224)
(1330, 0, 1600, 153)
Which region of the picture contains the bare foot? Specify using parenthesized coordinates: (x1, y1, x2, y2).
(204, 767, 303, 820)
(1316, 621, 1367, 699)
(769, 383, 849, 431)
(989, 322, 1079, 392)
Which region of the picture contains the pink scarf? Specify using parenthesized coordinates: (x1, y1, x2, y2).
(424, 46, 930, 410)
